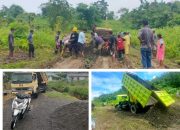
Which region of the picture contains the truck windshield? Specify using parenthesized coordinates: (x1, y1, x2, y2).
(12, 73, 32, 83)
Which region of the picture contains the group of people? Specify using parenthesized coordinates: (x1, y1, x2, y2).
(8, 21, 165, 68)
(55, 27, 86, 57)
(138, 20, 165, 68)
(8, 28, 35, 59)
(91, 29, 131, 62)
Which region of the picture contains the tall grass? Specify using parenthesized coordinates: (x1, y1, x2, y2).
(48, 80, 88, 100)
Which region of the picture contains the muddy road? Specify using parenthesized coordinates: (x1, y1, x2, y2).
(51, 47, 179, 69)
(3, 94, 88, 130)
(52, 57, 84, 69)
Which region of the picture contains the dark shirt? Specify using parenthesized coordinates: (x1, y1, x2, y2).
(109, 35, 116, 46)
(70, 32, 79, 44)
(55, 34, 60, 43)
(8, 32, 14, 46)
(28, 33, 33, 44)
(138, 26, 154, 48)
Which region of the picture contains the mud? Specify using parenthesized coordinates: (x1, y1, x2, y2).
(52, 57, 84, 69)
(0, 51, 29, 64)
(50, 101, 88, 130)
(94, 100, 180, 130)
(3, 94, 88, 130)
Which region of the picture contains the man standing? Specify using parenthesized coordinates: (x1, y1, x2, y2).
(109, 31, 116, 56)
(55, 31, 61, 54)
(138, 20, 154, 69)
(78, 29, 86, 57)
(69, 27, 79, 57)
(27, 30, 35, 58)
(8, 28, 15, 58)
(123, 32, 131, 56)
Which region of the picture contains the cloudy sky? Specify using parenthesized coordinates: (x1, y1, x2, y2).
(0, 0, 174, 14)
(91, 71, 165, 99)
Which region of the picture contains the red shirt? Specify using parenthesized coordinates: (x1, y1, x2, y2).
(117, 38, 124, 50)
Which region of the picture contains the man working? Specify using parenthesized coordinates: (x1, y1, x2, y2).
(138, 20, 154, 69)
(8, 28, 15, 58)
(69, 27, 79, 57)
(78, 29, 86, 57)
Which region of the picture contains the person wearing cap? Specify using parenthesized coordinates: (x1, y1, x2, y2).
(69, 27, 79, 57)
(27, 30, 35, 58)
(8, 28, 15, 58)
(138, 20, 154, 69)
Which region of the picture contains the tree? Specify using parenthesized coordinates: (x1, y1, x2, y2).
(41, 0, 72, 29)
(76, 3, 101, 29)
(107, 11, 115, 20)
(7, 5, 24, 18)
(93, 0, 109, 20)
(120, 1, 180, 29)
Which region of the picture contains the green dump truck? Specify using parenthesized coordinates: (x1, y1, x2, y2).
(115, 73, 175, 113)
(11, 72, 48, 98)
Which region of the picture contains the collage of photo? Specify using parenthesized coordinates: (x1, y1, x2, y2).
(0, 0, 180, 130)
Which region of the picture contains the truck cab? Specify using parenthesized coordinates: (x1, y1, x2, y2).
(11, 72, 48, 98)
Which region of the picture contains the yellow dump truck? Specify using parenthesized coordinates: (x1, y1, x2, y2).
(11, 72, 48, 98)
(115, 73, 175, 113)
(96, 27, 112, 40)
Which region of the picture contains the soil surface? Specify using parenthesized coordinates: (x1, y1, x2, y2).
(52, 57, 84, 69)
(52, 47, 179, 69)
(3, 93, 88, 130)
(93, 99, 180, 130)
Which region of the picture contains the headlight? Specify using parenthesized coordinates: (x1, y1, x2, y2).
(17, 103, 24, 109)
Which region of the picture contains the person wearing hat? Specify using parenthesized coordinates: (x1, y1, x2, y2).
(8, 28, 15, 58)
(138, 20, 154, 69)
(69, 27, 79, 57)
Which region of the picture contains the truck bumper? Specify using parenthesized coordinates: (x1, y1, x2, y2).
(12, 90, 32, 95)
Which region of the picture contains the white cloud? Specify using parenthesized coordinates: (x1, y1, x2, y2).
(153, 76, 156, 79)
(92, 74, 122, 98)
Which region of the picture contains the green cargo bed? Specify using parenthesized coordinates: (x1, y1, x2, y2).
(122, 73, 152, 107)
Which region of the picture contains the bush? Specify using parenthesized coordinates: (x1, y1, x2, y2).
(48, 80, 88, 100)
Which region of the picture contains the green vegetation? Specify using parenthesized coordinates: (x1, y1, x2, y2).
(151, 72, 180, 94)
(93, 89, 127, 106)
(0, 0, 179, 68)
(45, 91, 77, 100)
(48, 80, 88, 100)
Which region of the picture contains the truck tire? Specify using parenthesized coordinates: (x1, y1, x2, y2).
(32, 92, 38, 98)
(130, 105, 138, 114)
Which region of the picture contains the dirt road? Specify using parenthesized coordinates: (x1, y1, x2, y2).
(52, 57, 84, 69)
(52, 47, 179, 69)
(3, 93, 88, 130)
(93, 99, 180, 130)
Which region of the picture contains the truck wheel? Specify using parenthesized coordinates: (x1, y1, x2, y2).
(33, 93, 38, 98)
(130, 105, 137, 114)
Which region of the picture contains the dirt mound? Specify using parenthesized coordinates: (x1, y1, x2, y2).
(50, 101, 88, 130)
(144, 103, 180, 128)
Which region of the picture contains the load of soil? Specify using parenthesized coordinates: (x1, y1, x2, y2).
(143, 103, 180, 128)
(50, 101, 88, 130)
